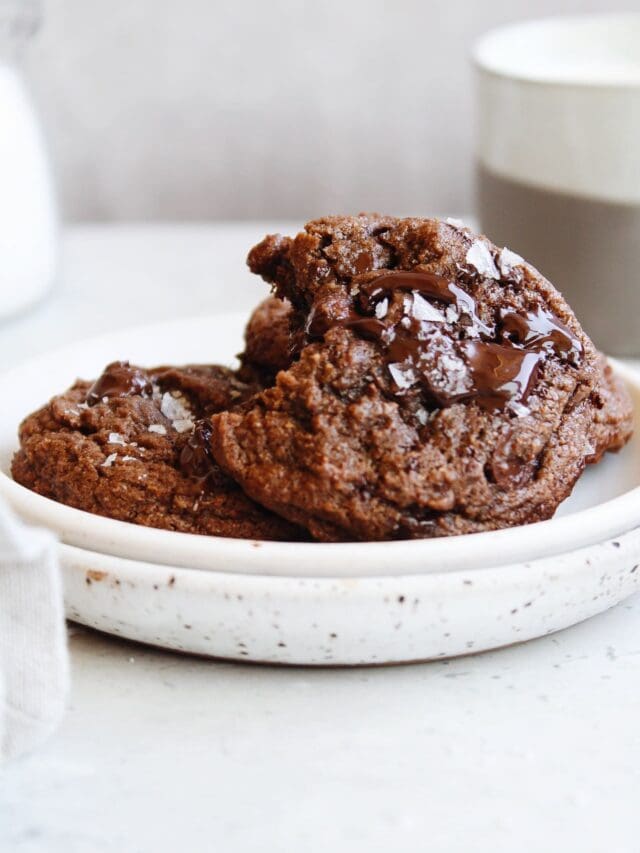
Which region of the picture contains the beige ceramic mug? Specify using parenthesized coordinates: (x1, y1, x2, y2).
(474, 14, 640, 355)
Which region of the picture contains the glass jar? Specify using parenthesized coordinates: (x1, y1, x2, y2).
(0, 0, 57, 321)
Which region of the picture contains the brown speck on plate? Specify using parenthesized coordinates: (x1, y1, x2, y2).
(86, 569, 107, 582)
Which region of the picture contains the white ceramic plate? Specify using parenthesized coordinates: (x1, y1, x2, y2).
(60, 530, 640, 665)
(1, 314, 640, 579)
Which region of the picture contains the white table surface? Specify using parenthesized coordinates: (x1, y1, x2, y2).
(1, 225, 640, 853)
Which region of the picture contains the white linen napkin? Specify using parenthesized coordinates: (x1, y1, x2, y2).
(0, 499, 68, 761)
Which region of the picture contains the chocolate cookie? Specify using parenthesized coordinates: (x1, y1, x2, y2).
(587, 357, 635, 464)
(211, 215, 633, 541)
(239, 296, 294, 384)
(12, 360, 305, 541)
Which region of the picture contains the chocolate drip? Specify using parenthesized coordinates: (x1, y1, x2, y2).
(87, 361, 152, 406)
(499, 307, 583, 363)
(462, 342, 541, 410)
(343, 316, 388, 340)
(358, 271, 493, 336)
(308, 269, 583, 413)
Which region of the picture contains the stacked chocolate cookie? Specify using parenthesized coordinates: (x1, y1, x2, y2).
(13, 216, 633, 541)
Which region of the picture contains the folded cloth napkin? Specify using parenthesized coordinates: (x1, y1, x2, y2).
(0, 499, 68, 762)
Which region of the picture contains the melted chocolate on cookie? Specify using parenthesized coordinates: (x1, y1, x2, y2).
(307, 270, 582, 412)
(179, 420, 217, 484)
(87, 361, 152, 406)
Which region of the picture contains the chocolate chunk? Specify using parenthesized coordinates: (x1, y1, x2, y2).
(86, 361, 152, 406)
(179, 419, 216, 483)
(499, 307, 583, 363)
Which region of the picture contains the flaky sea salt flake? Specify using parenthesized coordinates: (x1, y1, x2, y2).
(465, 240, 500, 280)
(101, 453, 117, 468)
(161, 391, 193, 424)
(416, 407, 429, 426)
(388, 362, 417, 390)
(435, 353, 471, 396)
(445, 305, 459, 323)
(172, 418, 195, 434)
(412, 293, 446, 323)
(374, 298, 389, 319)
(499, 247, 524, 277)
(508, 401, 531, 418)
(148, 424, 167, 435)
(108, 432, 126, 445)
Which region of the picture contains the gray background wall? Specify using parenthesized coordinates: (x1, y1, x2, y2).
(24, 0, 640, 221)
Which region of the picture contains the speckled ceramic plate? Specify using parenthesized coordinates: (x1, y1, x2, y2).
(59, 530, 640, 664)
(1, 315, 640, 580)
